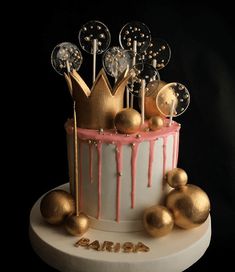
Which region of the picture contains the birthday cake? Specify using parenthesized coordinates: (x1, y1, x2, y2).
(33, 20, 211, 271)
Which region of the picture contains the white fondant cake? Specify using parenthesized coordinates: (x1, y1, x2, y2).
(65, 120, 180, 232)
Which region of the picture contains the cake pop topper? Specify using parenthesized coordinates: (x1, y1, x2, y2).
(128, 63, 160, 97)
(79, 20, 111, 83)
(102, 47, 131, 82)
(51, 42, 83, 75)
(143, 38, 171, 70)
(156, 82, 190, 125)
(119, 21, 151, 107)
(119, 21, 151, 53)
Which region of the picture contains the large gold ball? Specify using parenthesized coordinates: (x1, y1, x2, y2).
(65, 213, 90, 236)
(114, 108, 141, 134)
(149, 115, 164, 131)
(166, 184, 210, 229)
(145, 80, 167, 118)
(166, 168, 188, 188)
(143, 205, 174, 237)
(40, 190, 75, 225)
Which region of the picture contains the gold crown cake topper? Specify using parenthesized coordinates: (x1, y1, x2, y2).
(65, 68, 132, 129)
(51, 20, 190, 130)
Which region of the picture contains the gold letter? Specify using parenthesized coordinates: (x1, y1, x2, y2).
(133, 242, 150, 253)
(88, 240, 101, 251)
(123, 242, 134, 253)
(113, 242, 121, 253)
(74, 238, 90, 248)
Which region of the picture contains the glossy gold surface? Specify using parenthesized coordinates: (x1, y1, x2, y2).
(145, 80, 166, 118)
(65, 212, 90, 236)
(143, 205, 174, 237)
(40, 190, 75, 225)
(166, 168, 188, 188)
(148, 115, 164, 131)
(166, 184, 210, 229)
(114, 108, 141, 134)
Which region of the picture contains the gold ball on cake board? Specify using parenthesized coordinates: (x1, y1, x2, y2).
(114, 108, 141, 134)
(40, 190, 75, 225)
(166, 168, 188, 188)
(143, 205, 174, 237)
(149, 115, 164, 131)
(166, 184, 210, 229)
(65, 212, 90, 236)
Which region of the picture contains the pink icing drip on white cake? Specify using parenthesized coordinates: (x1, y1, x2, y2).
(115, 143, 123, 222)
(131, 143, 139, 209)
(65, 120, 180, 230)
(148, 140, 155, 187)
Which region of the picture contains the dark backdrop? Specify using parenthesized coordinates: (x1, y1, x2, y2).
(17, 1, 235, 271)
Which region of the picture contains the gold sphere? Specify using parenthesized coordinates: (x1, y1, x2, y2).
(65, 213, 90, 236)
(145, 80, 167, 118)
(40, 190, 75, 225)
(166, 184, 210, 229)
(149, 115, 164, 131)
(166, 168, 188, 188)
(143, 205, 174, 237)
(114, 108, 141, 134)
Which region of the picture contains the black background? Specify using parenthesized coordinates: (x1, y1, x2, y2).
(16, 1, 235, 271)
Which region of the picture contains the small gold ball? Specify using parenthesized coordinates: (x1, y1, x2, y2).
(65, 213, 90, 236)
(166, 168, 188, 188)
(114, 108, 141, 134)
(166, 184, 210, 229)
(143, 205, 174, 237)
(149, 115, 164, 131)
(40, 190, 75, 225)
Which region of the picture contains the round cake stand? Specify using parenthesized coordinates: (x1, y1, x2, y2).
(29, 183, 211, 272)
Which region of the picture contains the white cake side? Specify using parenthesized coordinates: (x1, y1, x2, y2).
(66, 121, 180, 232)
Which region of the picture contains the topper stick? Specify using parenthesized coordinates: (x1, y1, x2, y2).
(169, 99, 175, 126)
(126, 87, 130, 108)
(114, 59, 118, 83)
(129, 41, 137, 108)
(92, 39, 97, 83)
(73, 102, 79, 216)
(130, 93, 134, 108)
(141, 79, 146, 125)
(152, 59, 157, 80)
(132, 40, 137, 66)
(66, 60, 71, 74)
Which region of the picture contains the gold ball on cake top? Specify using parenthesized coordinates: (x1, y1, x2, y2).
(166, 184, 210, 229)
(145, 80, 167, 118)
(143, 205, 174, 237)
(166, 168, 188, 188)
(40, 190, 75, 225)
(148, 115, 164, 131)
(65, 212, 90, 236)
(114, 108, 141, 134)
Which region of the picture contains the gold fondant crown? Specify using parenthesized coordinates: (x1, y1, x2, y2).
(65, 68, 131, 129)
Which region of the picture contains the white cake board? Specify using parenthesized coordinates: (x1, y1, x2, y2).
(29, 183, 211, 272)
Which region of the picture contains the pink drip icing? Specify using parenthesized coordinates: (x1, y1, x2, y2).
(97, 143, 102, 219)
(148, 140, 155, 187)
(89, 144, 93, 183)
(65, 119, 180, 145)
(162, 137, 168, 178)
(131, 143, 139, 209)
(172, 133, 177, 169)
(79, 141, 83, 211)
(115, 143, 123, 222)
(175, 131, 180, 166)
